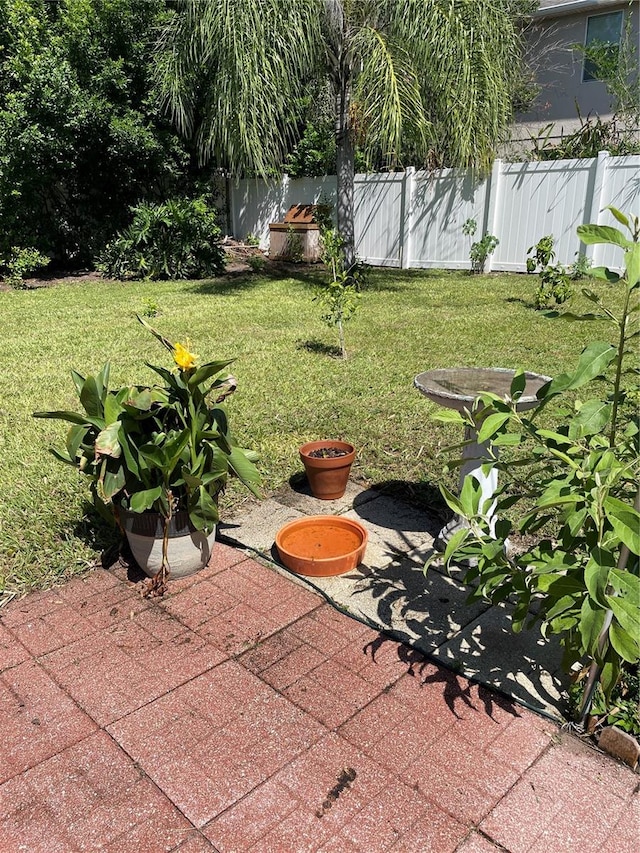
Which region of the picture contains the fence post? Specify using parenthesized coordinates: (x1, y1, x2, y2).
(228, 176, 237, 239)
(483, 159, 502, 272)
(585, 150, 610, 268)
(399, 166, 415, 269)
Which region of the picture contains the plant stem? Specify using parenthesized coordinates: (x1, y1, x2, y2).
(578, 484, 640, 726)
(609, 284, 632, 447)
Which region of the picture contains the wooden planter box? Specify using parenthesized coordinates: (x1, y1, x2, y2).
(269, 204, 325, 262)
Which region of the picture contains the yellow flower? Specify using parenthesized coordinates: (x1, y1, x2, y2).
(173, 341, 197, 371)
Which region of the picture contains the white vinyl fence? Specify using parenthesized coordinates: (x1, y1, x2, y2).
(229, 153, 639, 272)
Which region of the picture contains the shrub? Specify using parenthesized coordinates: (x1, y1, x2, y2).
(97, 198, 226, 281)
(0, 246, 49, 288)
(462, 218, 499, 274)
(527, 235, 573, 309)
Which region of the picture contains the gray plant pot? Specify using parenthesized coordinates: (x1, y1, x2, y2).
(118, 507, 216, 579)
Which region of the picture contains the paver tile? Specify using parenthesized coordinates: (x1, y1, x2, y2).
(0, 731, 191, 853)
(404, 749, 510, 826)
(198, 602, 283, 656)
(309, 657, 382, 707)
(161, 577, 239, 627)
(203, 777, 299, 851)
(276, 732, 393, 811)
(288, 611, 363, 655)
(389, 808, 469, 852)
(260, 642, 328, 690)
(339, 691, 448, 773)
(483, 712, 556, 773)
(0, 621, 30, 671)
(239, 629, 304, 674)
(0, 587, 67, 627)
(40, 615, 224, 726)
(339, 780, 442, 851)
(600, 796, 640, 853)
(108, 660, 327, 827)
(170, 835, 219, 852)
(4, 597, 98, 656)
(0, 659, 97, 783)
(453, 831, 505, 852)
(283, 673, 365, 729)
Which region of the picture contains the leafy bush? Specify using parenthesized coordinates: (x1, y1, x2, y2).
(97, 198, 226, 281)
(428, 207, 640, 727)
(0, 0, 193, 265)
(462, 219, 499, 274)
(0, 246, 49, 288)
(527, 235, 573, 309)
(313, 205, 365, 359)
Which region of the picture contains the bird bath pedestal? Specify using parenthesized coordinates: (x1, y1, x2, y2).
(414, 367, 550, 545)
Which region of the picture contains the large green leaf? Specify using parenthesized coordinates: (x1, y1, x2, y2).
(577, 224, 632, 250)
(80, 375, 104, 418)
(605, 206, 629, 228)
(70, 368, 86, 398)
(579, 596, 606, 657)
(604, 499, 640, 555)
(188, 360, 234, 389)
(104, 392, 124, 426)
(548, 342, 616, 394)
(95, 423, 122, 459)
(625, 243, 640, 288)
(568, 400, 611, 439)
(609, 621, 640, 665)
(33, 409, 104, 429)
(188, 486, 219, 533)
(477, 412, 510, 443)
(227, 446, 261, 497)
(588, 267, 620, 284)
(65, 424, 90, 462)
(584, 549, 614, 608)
(101, 466, 126, 501)
(606, 595, 640, 640)
(130, 486, 163, 513)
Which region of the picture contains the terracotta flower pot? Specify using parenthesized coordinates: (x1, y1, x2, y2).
(118, 507, 216, 579)
(275, 516, 368, 577)
(299, 440, 355, 500)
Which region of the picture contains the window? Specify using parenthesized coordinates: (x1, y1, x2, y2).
(582, 11, 623, 82)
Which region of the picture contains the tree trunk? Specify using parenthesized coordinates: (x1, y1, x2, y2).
(335, 73, 355, 269)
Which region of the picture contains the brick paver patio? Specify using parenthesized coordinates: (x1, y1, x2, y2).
(1, 544, 637, 851)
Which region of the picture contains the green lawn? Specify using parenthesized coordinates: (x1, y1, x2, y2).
(0, 267, 625, 597)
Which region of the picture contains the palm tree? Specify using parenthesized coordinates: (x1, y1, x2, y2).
(157, 0, 528, 267)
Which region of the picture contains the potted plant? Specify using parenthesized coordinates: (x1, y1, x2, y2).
(34, 316, 260, 594)
(299, 440, 355, 500)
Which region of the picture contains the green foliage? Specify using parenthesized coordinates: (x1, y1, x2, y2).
(527, 235, 573, 309)
(0, 0, 192, 265)
(530, 113, 640, 161)
(462, 219, 499, 274)
(97, 198, 225, 281)
(428, 207, 640, 714)
(0, 245, 49, 288)
(570, 663, 640, 735)
(34, 316, 260, 538)
(313, 207, 365, 359)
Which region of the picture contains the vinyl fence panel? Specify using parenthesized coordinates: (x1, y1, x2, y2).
(230, 153, 640, 273)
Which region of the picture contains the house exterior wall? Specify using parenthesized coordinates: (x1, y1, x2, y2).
(513, 0, 639, 144)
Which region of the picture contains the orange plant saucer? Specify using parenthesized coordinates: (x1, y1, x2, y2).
(275, 516, 368, 577)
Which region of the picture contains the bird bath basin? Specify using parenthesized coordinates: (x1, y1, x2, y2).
(275, 516, 368, 577)
(414, 367, 551, 544)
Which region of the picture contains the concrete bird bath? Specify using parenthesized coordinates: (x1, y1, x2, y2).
(414, 367, 551, 544)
